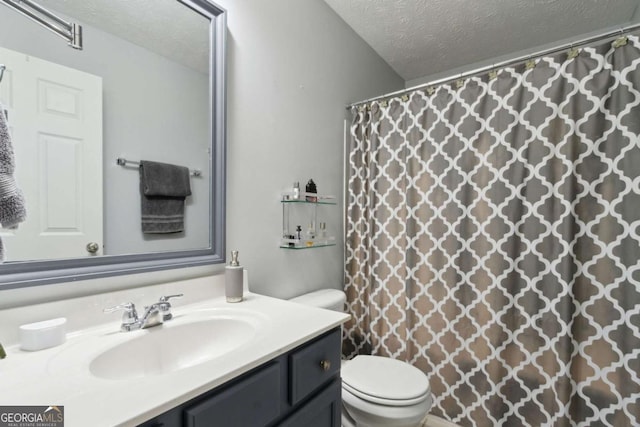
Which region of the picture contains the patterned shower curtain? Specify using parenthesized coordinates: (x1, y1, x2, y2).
(344, 34, 640, 427)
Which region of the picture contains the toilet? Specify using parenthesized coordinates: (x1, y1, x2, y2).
(290, 289, 433, 427)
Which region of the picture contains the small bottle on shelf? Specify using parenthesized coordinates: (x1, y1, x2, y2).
(292, 182, 300, 200)
(318, 222, 327, 244)
(295, 225, 302, 243)
(305, 222, 316, 246)
(305, 179, 317, 202)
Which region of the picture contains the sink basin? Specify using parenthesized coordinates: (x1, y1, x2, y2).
(89, 316, 257, 380)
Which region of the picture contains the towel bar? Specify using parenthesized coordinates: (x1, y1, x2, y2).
(116, 157, 202, 177)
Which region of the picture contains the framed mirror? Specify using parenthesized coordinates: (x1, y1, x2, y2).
(0, 0, 226, 288)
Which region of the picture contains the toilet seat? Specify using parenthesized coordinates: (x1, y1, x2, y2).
(342, 355, 431, 407)
(342, 381, 431, 406)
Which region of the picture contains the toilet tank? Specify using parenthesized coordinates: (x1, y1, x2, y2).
(289, 289, 346, 312)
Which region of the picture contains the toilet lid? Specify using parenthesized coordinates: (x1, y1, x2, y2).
(342, 355, 431, 404)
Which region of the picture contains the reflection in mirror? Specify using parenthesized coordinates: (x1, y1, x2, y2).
(0, 0, 226, 287)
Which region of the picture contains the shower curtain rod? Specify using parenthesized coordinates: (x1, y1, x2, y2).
(0, 0, 82, 50)
(347, 22, 640, 109)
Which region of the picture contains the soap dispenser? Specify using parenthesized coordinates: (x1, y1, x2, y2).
(225, 250, 244, 303)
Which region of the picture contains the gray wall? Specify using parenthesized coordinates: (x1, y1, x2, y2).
(0, 7, 210, 256)
(0, 0, 402, 305)
(220, 0, 403, 299)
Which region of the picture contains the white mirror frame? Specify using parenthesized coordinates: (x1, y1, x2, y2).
(0, 0, 226, 290)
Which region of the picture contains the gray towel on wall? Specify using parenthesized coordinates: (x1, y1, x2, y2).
(139, 160, 191, 234)
(0, 108, 27, 229)
(0, 107, 27, 262)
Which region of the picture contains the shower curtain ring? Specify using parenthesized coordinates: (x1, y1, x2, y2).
(525, 56, 536, 70)
(489, 68, 498, 80)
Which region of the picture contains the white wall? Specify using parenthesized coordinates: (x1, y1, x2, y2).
(0, 0, 403, 306)
(0, 7, 210, 256)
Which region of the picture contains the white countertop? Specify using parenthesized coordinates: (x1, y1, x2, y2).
(0, 292, 349, 427)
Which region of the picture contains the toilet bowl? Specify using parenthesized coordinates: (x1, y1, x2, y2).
(341, 355, 433, 427)
(289, 289, 433, 427)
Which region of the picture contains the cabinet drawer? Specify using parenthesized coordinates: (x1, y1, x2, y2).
(185, 362, 281, 427)
(289, 329, 341, 405)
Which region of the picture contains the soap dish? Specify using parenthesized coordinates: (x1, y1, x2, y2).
(19, 317, 67, 351)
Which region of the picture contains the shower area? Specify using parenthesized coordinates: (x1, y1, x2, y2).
(342, 30, 640, 427)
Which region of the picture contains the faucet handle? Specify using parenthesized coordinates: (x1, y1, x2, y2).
(159, 294, 183, 302)
(104, 302, 136, 313)
(157, 294, 183, 321)
(103, 302, 138, 329)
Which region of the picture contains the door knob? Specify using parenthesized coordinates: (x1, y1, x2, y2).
(86, 242, 100, 254)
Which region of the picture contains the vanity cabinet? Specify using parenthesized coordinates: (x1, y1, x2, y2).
(138, 328, 342, 427)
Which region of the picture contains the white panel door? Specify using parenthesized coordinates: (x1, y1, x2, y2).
(0, 47, 103, 261)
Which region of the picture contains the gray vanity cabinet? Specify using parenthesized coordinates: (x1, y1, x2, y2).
(138, 328, 342, 427)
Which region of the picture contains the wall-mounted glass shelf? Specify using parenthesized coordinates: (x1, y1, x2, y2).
(281, 192, 337, 205)
(280, 190, 336, 250)
(280, 237, 337, 249)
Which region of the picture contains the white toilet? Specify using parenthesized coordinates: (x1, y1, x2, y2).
(290, 289, 433, 427)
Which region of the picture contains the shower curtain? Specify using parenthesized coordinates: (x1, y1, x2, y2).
(344, 33, 640, 427)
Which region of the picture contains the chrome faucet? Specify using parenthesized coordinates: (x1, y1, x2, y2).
(104, 294, 183, 332)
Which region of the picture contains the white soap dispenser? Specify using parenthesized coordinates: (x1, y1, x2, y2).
(225, 250, 243, 303)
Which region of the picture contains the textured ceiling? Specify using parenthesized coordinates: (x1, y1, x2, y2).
(323, 0, 640, 82)
(44, 0, 210, 73)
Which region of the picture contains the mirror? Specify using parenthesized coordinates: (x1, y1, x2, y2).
(0, 0, 226, 288)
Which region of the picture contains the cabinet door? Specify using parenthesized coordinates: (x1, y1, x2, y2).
(289, 330, 341, 405)
(278, 378, 341, 427)
(185, 362, 281, 427)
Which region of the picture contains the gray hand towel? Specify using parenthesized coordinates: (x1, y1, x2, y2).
(139, 160, 191, 234)
(0, 107, 27, 229)
(0, 107, 27, 263)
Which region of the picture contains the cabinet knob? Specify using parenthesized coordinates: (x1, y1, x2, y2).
(320, 359, 331, 371)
